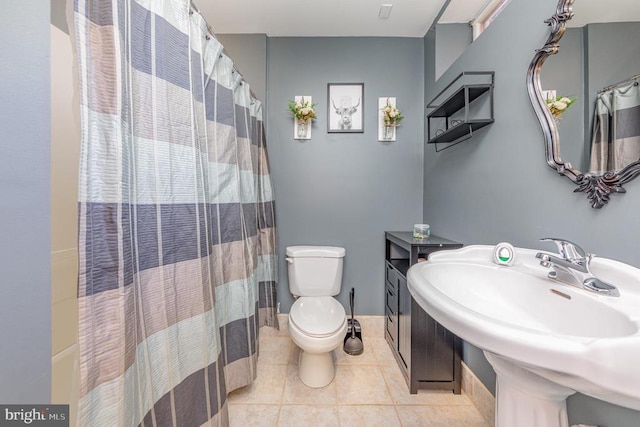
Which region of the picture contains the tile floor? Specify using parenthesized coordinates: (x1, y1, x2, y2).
(227, 322, 490, 427)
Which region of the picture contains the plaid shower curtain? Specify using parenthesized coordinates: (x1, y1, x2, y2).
(589, 81, 640, 174)
(71, 0, 278, 425)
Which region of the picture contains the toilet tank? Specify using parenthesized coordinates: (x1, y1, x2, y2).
(286, 246, 345, 297)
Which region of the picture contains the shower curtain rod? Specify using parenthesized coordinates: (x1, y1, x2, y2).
(598, 74, 640, 94)
(189, 0, 258, 101)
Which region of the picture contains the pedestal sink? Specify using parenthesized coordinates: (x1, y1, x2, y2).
(407, 245, 640, 427)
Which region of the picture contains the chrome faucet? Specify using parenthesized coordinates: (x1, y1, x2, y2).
(535, 238, 620, 297)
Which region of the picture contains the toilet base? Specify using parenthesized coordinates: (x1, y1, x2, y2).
(298, 350, 336, 388)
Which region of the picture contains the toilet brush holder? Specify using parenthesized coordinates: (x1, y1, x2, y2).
(343, 287, 364, 355)
(343, 318, 363, 355)
(345, 318, 362, 340)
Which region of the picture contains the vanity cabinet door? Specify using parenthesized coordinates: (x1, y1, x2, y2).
(386, 307, 398, 347)
(385, 284, 398, 315)
(385, 263, 397, 292)
(385, 262, 399, 349)
(397, 275, 411, 370)
(420, 308, 455, 382)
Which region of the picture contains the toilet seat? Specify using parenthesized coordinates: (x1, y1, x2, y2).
(289, 297, 346, 338)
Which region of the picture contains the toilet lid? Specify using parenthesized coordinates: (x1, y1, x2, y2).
(289, 297, 346, 338)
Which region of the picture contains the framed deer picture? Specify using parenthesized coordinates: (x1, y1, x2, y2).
(327, 83, 364, 133)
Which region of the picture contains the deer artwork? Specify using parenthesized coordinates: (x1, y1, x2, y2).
(331, 96, 360, 130)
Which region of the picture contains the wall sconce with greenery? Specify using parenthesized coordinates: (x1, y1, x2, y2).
(289, 96, 316, 140)
(379, 97, 403, 141)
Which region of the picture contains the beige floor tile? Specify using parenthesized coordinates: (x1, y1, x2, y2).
(380, 360, 404, 380)
(381, 365, 472, 406)
(335, 339, 377, 365)
(227, 364, 287, 404)
(288, 344, 300, 365)
(228, 404, 280, 427)
(335, 365, 393, 405)
(260, 326, 282, 337)
(258, 336, 292, 365)
(277, 313, 289, 328)
(338, 405, 401, 427)
(260, 315, 289, 337)
(251, 319, 488, 427)
(369, 337, 397, 366)
(356, 316, 385, 338)
(277, 405, 339, 427)
(288, 343, 343, 366)
(395, 405, 490, 427)
(281, 365, 337, 405)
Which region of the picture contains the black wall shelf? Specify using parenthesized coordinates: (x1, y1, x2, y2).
(426, 72, 495, 151)
(428, 119, 494, 145)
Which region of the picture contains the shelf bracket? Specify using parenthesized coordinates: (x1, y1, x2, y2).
(434, 125, 473, 152)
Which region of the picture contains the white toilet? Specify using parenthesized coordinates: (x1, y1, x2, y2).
(286, 246, 348, 388)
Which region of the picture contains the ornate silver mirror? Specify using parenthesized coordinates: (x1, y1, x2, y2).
(527, 0, 640, 208)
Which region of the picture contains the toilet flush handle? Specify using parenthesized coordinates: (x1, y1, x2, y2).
(285, 257, 294, 264)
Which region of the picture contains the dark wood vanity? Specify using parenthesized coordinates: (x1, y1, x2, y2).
(384, 231, 463, 394)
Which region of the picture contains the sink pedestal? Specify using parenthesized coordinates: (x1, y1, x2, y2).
(486, 352, 576, 427)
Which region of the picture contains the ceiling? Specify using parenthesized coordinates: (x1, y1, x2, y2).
(195, 0, 490, 37)
(53, 0, 640, 38)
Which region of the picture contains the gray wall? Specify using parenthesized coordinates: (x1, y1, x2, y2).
(424, 0, 640, 425)
(424, 29, 437, 92)
(267, 37, 424, 315)
(216, 34, 267, 104)
(435, 23, 472, 81)
(0, 1, 52, 403)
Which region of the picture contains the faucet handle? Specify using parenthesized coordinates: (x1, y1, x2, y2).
(540, 238, 587, 261)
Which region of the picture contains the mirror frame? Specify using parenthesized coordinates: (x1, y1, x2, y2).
(527, 0, 640, 208)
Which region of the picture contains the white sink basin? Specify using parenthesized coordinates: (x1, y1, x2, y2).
(407, 245, 640, 426)
(420, 262, 636, 339)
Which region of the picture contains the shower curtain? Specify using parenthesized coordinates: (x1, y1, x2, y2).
(589, 81, 640, 174)
(71, 0, 278, 425)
